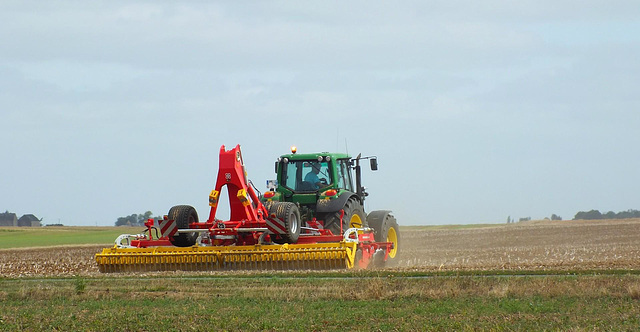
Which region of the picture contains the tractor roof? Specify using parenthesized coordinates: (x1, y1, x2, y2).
(280, 151, 351, 160)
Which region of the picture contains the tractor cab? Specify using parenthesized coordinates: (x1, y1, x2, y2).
(263, 147, 378, 230)
(270, 150, 353, 194)
(286, 160, 332, 192)
(278, 158, 356, 193)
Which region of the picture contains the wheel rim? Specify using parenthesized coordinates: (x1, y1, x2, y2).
(387, 226, 398, 258)
(290, 213, 298, 234)
(349, 213, 363, 229)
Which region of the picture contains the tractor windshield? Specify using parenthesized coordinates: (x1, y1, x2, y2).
(283, 160, 332, 192)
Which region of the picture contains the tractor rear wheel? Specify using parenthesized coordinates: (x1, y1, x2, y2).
(368, 211, 399, 267)
(167, 205, 199, 247)
(322, 197, 366, 236)
(269, 202, 302, 244)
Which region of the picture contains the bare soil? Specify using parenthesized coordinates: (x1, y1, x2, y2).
(1, 219, 639, 277)
(397, 218, 640, 272)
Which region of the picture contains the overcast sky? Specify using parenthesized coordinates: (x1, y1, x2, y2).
(1, 1, 639, 226)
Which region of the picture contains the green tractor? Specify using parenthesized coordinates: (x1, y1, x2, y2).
(262, 147, 399, 264)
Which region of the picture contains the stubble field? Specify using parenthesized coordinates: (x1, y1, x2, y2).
(2, 220, 640, 330)
(398, 218, 640, 272)
(1, 219, 640, 277)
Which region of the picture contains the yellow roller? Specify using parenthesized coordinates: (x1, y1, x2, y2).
(95, 242, 358, 273)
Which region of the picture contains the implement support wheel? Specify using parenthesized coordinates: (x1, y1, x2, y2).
(269, 202, 302, 244)
(168, 205, 199, 247)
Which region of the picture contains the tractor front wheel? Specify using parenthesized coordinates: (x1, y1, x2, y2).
(167, 205, 199, 247)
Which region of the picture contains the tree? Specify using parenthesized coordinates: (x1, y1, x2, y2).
(115, 211, 159, 226)
(574, 208, 640, 220)
(613, 209, 640, 219)
(115, 214, 138, 226)
(574, 210, 602, 220)
(551, 214, 562, 221)
(140, 211, 153, 223)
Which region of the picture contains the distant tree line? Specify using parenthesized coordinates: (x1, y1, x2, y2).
(507, 214, 562, 224)
(574, 209, 640, 220)
(115, 211, 161, 226)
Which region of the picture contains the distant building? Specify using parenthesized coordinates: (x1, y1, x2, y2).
(18, 214, 42, 227)
(0, 212, 18, 227)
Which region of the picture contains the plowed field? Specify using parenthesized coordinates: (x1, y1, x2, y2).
(2, 219, 639, 277)
(398, 219, 640, 271)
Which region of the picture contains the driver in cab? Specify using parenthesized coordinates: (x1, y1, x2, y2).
(304, 162, 327, 189)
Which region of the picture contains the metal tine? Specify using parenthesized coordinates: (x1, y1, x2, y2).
(97, 245, 355, 272)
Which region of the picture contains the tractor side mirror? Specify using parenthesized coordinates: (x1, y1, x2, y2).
(275, 161, 278, 173)
(370, 158, 378, 171)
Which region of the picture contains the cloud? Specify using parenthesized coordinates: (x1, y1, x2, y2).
(2, 1, 640, 225)
(0, 1, 546, 72)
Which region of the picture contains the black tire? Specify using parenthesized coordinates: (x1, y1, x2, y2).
(321, 197, 367, 236)
(268, 202, 301, 244)
(262, 200, 276, 212)
(167, 205, 199, 247)
(367, 211, 400, 268)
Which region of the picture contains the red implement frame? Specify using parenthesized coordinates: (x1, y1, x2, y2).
(208, 145, 268, 226)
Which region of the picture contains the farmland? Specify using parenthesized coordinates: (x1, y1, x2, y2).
(398, 218, 640, 271)
(0, 226, 141, 249)
(1, 219, 640, 330)
(2, 274, 640, 330)
(2, 219, 639, 276)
